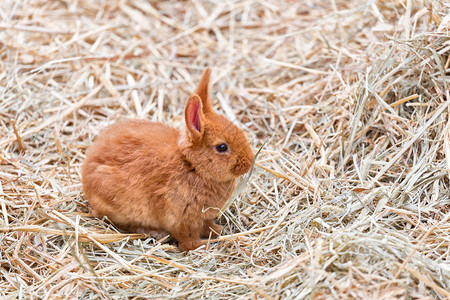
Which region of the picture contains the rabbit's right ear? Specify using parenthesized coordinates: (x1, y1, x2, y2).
(195, 68, 213, 114)
(185, 94, 204, 142)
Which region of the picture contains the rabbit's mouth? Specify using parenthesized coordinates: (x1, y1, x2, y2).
(232, 158, 252, 176)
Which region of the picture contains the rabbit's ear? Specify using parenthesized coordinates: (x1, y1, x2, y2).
(185, 94, 205, 141)
(195, 68, 213, 114)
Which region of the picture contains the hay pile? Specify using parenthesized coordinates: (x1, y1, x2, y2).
(1, 0, 449, 298)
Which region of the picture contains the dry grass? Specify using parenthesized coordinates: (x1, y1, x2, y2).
(1, 0, 450, 298)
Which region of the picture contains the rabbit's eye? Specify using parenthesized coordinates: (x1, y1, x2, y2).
(215, 143, 228, 153)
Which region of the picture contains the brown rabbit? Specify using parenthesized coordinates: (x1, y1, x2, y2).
(81, 68, 254, 251)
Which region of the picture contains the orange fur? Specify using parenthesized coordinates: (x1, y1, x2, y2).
(81, 68, 254, 251)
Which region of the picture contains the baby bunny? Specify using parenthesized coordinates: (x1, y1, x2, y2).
(81, 68, 254, 251)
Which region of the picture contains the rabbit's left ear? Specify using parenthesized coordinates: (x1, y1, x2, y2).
(185, 94, 205, 141)
(195, 68, 213, 114)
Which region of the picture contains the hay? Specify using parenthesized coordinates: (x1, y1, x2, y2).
(1, 0, 449, 298)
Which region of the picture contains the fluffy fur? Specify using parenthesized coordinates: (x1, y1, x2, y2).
(81, 68, 254, 251)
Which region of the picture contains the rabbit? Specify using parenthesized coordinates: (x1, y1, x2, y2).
(81, 68, 254, 251)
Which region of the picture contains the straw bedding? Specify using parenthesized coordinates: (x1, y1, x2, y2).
(1, 0, 449, 298)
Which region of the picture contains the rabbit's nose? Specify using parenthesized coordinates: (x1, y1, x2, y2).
(233, 155, 252, 176)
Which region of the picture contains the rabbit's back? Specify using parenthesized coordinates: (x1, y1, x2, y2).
(81, 120, 181, 231)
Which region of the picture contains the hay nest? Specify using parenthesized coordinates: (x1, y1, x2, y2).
(1, 0, 449, 298)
